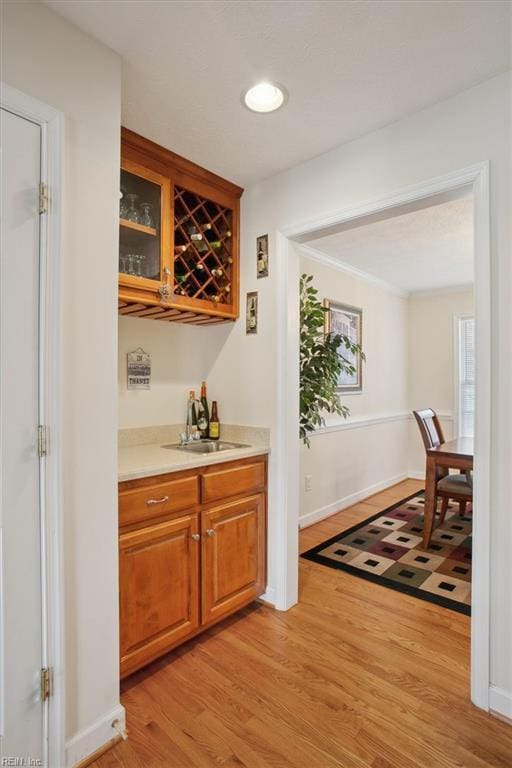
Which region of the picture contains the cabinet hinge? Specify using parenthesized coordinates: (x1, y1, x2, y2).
(40, 667, 52, 702)
(39, 182, 48, 215)
(38, 424, 49, 457)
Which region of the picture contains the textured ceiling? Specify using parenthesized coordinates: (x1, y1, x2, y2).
(305, 196, 474, 293)
(44, 0, 510, 186)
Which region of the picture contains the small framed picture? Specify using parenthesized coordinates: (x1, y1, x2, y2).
(246, 291, 258, 334)
(256, 234, 269, 278)
(127, 347, 151, 390)
(324, 300, 363, 392)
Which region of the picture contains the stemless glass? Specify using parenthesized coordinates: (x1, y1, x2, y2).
(139, 203, 154, 228)
(119, 187, 128, 219)
(119, 254, 127, 273)
(124, 194, 140, 223)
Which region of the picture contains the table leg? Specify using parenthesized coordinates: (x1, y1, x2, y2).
(423, 455, 437, 549)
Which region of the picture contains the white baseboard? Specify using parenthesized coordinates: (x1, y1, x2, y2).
(489, 685, 512, 723)
(259, 586, 276, 606)
(299, 473, 408, 529)
(407, 470, 425, 481)
(66, 703, 126, 767)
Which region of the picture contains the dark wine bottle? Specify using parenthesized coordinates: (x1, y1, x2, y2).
(199, 381, 210, 438)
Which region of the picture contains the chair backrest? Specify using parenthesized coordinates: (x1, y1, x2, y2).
(413, 408, 445, 452)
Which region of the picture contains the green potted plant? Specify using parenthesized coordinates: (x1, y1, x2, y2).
(300, 273, 364, 446)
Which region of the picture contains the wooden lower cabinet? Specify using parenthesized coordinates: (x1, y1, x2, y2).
(201, 494, 266, 625)
(119, 513, 200, 677)
(119, 455, 267, 677)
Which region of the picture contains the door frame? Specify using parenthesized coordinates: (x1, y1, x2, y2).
(275, 162, 491, 711)
(1, 83, 65, 766)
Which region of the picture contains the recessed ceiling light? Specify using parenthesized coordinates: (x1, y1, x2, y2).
(242, 81, 288, 113)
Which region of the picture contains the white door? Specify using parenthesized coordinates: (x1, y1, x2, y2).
(0, 108, 46, 764)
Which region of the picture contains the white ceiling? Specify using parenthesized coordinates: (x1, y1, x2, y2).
(304, 195, 474, 294)
(43, 0, 510, 187)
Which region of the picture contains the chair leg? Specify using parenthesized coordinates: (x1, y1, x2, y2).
(459, 500, 467, 517)
(439, 497, 449, 525)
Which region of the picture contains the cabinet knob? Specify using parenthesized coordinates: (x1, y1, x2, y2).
(191, 533, 201, 541)
(206, 528, 215, 537)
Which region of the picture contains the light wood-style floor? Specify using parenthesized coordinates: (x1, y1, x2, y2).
(92, 480, 512, 768)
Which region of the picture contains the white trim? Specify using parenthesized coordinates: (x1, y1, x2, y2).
(407, 470, 426, 481)
(299, 244, 408, 298)
(65, 704, 125, 768)
(299, 473, 409, 529)
(281, 164, 479, 241)
(311, 411, 452, 437)
(1, 83, 65, 768)
(470, 161, 491, 711)
(277, 161, 491, 712)
(258, 587, 276, 605)
(411, 283, 474, 298)
(489, 686, 512, 723)
(270, 234, 300, 610)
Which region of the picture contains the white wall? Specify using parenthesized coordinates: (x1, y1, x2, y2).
(299, 253, 409, 526)
(408, 288, 474, 474)
(118, 316, 233, 427)
(226, 71, 511, 700)
(2, 1, 122, 761)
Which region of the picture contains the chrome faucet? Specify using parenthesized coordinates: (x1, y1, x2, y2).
(183, 396, 203, 444)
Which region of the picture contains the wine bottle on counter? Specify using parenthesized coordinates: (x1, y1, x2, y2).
(199, 381, 210, 438)
(209, 401, 220, 440)
(189, 390, 198, 437)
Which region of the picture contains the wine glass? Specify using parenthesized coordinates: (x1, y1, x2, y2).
(139, 203, 154, 228)
(119, 187, 128, 219)
(124, 194, 140, 223)
(134, 254, 145, 277)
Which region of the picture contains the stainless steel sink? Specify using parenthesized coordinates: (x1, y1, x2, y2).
(162, 440, 249, 454)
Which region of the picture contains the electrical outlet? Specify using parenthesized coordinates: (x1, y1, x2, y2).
(305, 474, 312, 492)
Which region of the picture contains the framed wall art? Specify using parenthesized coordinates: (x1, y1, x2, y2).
(324, 299, 363, 392)
(246, 291, 258, 334)
(256, 234, 269, 278)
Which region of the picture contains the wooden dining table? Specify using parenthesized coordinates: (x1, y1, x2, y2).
(423, 437, 474, 548)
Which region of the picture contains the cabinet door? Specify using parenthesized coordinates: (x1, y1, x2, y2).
(201, 494, 266, 625)
(119, 513, 200, 677)
(119, 158, 171, 296)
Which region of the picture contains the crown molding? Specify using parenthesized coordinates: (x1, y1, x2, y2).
(409, 283, 474, 298)
(299, 244, 473, 300)
(299, 244, 409, 298)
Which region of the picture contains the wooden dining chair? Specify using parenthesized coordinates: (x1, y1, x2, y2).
(413, 408, 472, 525)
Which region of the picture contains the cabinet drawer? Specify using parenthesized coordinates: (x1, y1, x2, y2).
(119, 475, 199, 527)
(201, 460, 265, 504)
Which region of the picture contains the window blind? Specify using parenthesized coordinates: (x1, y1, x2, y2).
(459, 316, 475, 438)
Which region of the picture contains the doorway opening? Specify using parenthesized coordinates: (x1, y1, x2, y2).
(275, 163, 491, 710)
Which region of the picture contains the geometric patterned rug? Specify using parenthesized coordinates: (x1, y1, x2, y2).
(301, 491, 471, 615)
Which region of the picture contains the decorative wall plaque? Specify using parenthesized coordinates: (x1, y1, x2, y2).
(127, 347, 151, 389)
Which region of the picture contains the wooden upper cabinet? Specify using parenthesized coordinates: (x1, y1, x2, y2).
(118, 128, 243, 325)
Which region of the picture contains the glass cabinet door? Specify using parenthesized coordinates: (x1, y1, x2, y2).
(119, 161, 170, 289)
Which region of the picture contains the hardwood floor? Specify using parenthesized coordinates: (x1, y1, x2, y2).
(92, 480, 512, 768)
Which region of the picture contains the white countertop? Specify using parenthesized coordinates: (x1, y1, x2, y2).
(118, 441, 270, 482)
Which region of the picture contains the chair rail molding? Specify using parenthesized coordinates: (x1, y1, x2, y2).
(311, 411, 453, 437)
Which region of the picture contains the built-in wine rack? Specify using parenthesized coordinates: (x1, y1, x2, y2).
(174, 187, 233, 304)
(118, 128, 242, 325)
